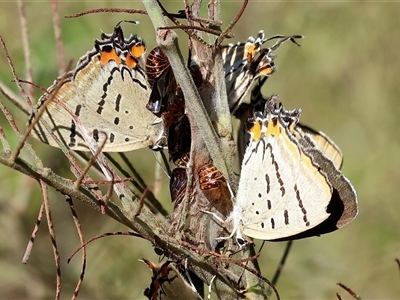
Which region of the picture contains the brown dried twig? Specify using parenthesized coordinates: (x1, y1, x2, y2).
(337, 282, 362, 300)
(65, 195, 86, 300)
(67, 231, 148, 264)
(40, 180, 61, 300)
(65, 8, 147, 19)
(50, 0, 65, 74)
(17, 0, 34, 99)
(22, 202, 44, 264)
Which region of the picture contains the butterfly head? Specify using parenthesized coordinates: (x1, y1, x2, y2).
(95, 24, 145, 70)
(245, 94, 301, 142)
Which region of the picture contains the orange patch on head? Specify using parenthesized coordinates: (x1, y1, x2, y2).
(100, 49, 121, 65)
(130, 44, 146, 58)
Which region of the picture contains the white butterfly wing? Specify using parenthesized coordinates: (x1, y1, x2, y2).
(296, 124, 343, 170)
(30, 30, 164, 152)
(73, 57, 163, 151)
(236, 129, 332, 241)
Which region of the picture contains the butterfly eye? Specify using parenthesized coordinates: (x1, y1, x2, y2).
(236, 237, 247, 247)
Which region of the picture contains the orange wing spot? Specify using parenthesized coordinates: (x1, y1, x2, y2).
(245, 43, 257, 58)
(249, 121, 262, 141)
(125, 55, 138, 69)
(266, 119, 281, 137)
(130, 44, 146, 59)
(100, 49, 121, 65)
(258, 63, 274, 75)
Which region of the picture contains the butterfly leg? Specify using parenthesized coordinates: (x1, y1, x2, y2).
(200, 209, 226, 225)
(201, 210, 248, 248)
(228, 207, 249, 248)
(201, 209, 234, 240)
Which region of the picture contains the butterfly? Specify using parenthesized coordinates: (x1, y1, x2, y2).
(228, 94, 358, 245)
(235, 85, 344, 171)
(222, 30, 303, 112)
(28, 24, 165, 152)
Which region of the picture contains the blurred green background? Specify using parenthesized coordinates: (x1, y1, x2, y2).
(0, 1, 399, 299)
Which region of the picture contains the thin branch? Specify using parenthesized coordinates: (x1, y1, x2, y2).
(73, 134, 107, 190)
(0, 151, 171, 241)
(267, 240, 293, 295)
(40, 180, 61, 300)
(17, 0, 34, 98)
(11, 77, 70, 162)
(337, 282, 362, 300)
(159, 25, 232, 39)
(50, 0, 65, 74)
(216, 0, 248, 46)
(22, 202, 44, 263)
(0, 36, 33, 108)
(65, 195, 86, 300)
(68, 231, 147, 263)
(141, 10, 228, 180)
(0, 88, 28, 159)
(0, 110, 11, 153)
(0, 83, 30, 116)
(65, 8, 147, 19)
